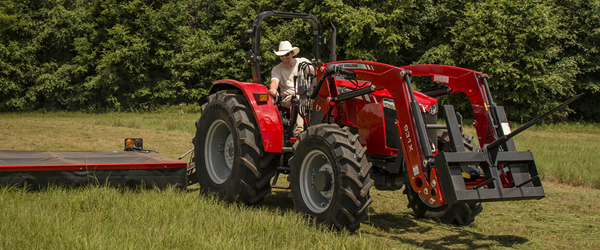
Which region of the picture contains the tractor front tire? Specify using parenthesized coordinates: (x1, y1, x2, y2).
(404, 184, 482, 225)
(194, 90, 276, 205)
(289, 124, 373, 232)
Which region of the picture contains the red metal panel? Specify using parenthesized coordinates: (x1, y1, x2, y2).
(212, 80, 283, 153)
(355, 94, 396, 156)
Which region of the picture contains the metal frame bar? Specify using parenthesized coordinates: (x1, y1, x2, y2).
(247, 11, 322, 84)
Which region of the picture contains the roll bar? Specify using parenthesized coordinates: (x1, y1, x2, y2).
(244, 11, 324, 84)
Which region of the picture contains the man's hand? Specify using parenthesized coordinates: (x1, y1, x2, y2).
(269, 78, 280, 98)
(269, 88, 279, 98)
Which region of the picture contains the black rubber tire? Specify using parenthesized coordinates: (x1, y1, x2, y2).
(404, 130, 483, 225)
(404, 184, 482, 225)
(193, 90, 276, 205)
(437, 130, 477, 152)
(288, 124, 373, 232)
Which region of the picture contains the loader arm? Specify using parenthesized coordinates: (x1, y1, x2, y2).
(320, 61, 544, 206)
(321, 61, 447, 205)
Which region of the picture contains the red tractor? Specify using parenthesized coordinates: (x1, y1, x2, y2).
(191, 12, 550, 231)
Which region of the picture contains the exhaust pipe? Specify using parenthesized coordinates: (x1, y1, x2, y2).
(329, 22, 337, 62)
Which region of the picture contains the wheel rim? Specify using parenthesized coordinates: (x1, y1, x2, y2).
(299, 149, 334, 213)
(205, 119, 234, 184)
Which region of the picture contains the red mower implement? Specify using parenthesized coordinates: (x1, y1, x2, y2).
(0, 139, 187, 189)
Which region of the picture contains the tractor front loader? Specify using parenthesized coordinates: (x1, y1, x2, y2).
(190, 11, 574, 232)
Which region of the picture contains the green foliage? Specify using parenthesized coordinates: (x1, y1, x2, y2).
(0, 0, 192, 111)
(555, 0, 600, 121)
(417, 0, 583, 121)
(0, 0, 598, 121)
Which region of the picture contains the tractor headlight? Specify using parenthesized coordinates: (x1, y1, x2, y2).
(383, 98, 395, 110)
(428, 104, 438, 115)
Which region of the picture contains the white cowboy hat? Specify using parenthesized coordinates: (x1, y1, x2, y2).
(273, 41, 300, 56)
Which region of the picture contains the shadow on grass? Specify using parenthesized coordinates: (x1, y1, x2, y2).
(392, 231, 527, 250)
(368, 212, 425, 232)
(368, 212, 528, 249)
(260, 190, 295, 214)
(258, 188, 528, 249)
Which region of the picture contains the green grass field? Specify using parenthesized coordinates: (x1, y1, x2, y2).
(1, 112, 599, 249)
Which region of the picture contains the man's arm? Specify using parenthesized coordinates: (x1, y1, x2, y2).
(269, 78, 279, 98)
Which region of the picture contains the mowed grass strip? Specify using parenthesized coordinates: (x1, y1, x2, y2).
(1, 112, 599, 249)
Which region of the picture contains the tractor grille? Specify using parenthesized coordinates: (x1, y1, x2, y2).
(384, 107, 400, 150)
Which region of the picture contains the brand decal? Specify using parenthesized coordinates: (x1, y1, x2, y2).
(433, 75, 450, 84)
(331, 63, 374, 71)
(403, 125, 414, 152)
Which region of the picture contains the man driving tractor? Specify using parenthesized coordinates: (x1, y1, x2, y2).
(269, 40, 314, 137)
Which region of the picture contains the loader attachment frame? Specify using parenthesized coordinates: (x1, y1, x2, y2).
(436, 94, 581, 204)
(435, 105, 544, 204)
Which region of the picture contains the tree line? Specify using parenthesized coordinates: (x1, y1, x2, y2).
(0, 0, 598, 121)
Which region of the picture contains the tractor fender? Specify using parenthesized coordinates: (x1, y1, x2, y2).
(209, 80, 283, 153)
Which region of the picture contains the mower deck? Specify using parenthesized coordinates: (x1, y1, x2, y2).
(0, 150, 186, 188)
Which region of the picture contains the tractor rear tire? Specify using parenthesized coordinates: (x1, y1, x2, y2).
(193, 89, 276, 205)
(288, 124, 373, 232)
(404, 130, 483, 225)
